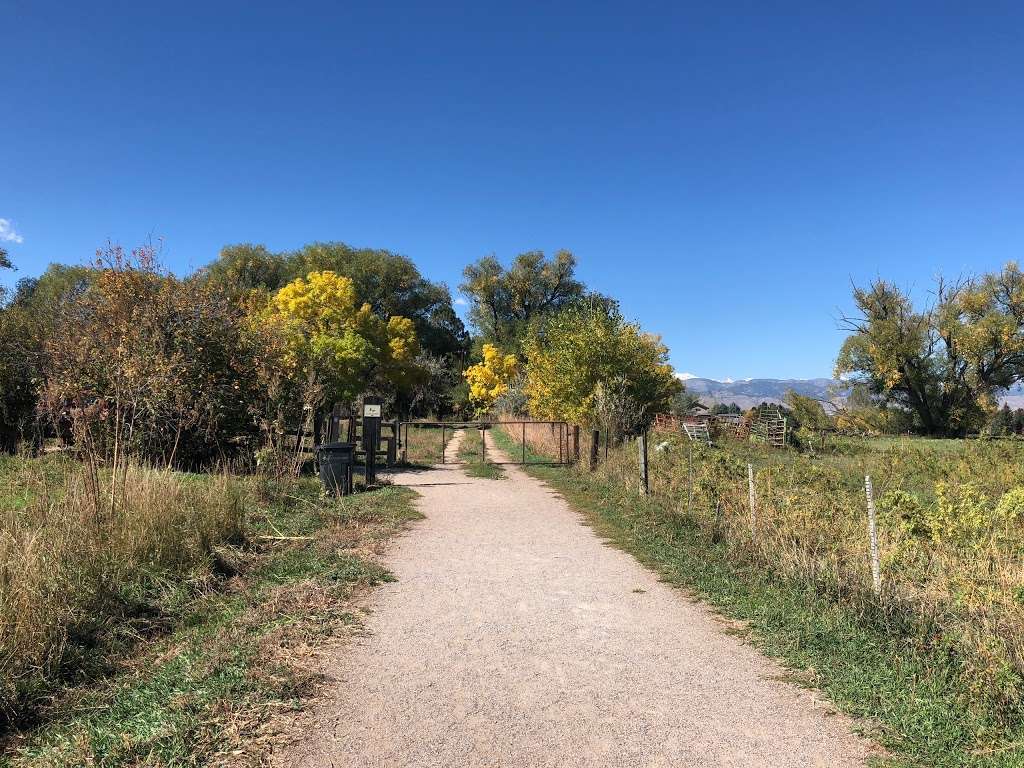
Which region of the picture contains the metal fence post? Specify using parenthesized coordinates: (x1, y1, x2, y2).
(638, 431, 649, 496)
(747, 463, 756, 536)
(865, 475, 882, 596)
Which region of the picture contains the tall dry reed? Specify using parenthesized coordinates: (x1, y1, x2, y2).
(0, 456, 244, 721)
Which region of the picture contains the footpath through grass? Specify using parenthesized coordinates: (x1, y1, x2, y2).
(491, 426, 1024, 768)
(1, 468, 420, 767)
(456, 428, 506, 480)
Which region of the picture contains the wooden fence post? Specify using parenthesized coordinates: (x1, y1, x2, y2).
(747, 463, 756, 536)
(521, 422, 527, 465)
(865, 475, 882, 596)
(589, 430, 599, 471)
(638, 431, 649, 496)
(480, 427, 486, 462)
(441, 424, 446, 464)
(573, 425, 581, 464)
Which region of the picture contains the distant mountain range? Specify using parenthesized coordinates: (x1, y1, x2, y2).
(680, 376, 1024, 410)
(680, 377, 843, 409)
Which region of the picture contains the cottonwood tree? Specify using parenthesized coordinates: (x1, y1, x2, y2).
(523, 299, 681, 435)
(836, 264, 1024, 436)
(206, 241, 468, 360)
(460, 250, 584, 350)
(263, 270, 423, 411)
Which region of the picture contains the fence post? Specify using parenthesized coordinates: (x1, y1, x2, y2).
(589, 430, 599, 471)
(864, 475, 882, 596)
(387, 419, 398, 465)
(480, 427, 486, 462)
(573, 425, 581, 464)
(747, 463, 756, 536)
(638, 431, 649, 496)
(687, 440, 693, 514)
(402, 422, 408, 464)
(441, 424, 446, 464)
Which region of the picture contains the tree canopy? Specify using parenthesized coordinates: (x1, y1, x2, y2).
(205, 241, 467, 359)
(522, 299, 680, 433)
(836, 264, 1024, 435)
(263, 270, 423, 408)
(460, 250, 584, 350)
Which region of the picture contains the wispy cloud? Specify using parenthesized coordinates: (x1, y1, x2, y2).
(676, 372, 697, 380)
(454, 296, 468, 307)
(0, 219, 24, 244)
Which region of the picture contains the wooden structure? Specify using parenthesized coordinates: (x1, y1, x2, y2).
(682, 422, 712, 445)
(751, 404, 787, 448)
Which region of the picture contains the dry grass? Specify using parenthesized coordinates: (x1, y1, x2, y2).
(0, 455, 244, 723)
(500, 425, 1024, 764)
(590, 433, 1024, 742)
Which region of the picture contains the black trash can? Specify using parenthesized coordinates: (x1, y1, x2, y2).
(317, 442, 355, 496)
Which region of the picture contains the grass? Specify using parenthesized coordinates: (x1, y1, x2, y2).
(456, 428, 505, 479)
(492, 425, 1024, 768)
(0, 457, 420, 766)
(400, 423, 457, 466)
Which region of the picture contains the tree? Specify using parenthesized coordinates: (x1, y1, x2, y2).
(0, 252, 38, 452)
(460, 250, 584, 350)
(264, 271, 422, 409)
(836, 265, 1024, 436)
(522, 299, 681, 434)
(205, 241, 468, 359)
(463, 344, 517, 416)
(42, 245, 269, 467)
(669, 389, 704, 416)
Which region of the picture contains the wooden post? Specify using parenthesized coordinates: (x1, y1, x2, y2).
(865, 475, 882, 596)
(480, 427, 486, 462)
(441, 424, 446, 464)
(522, 422, 526, 465)
(589, 429, 599, 471)
(387, 419, 398, 465)
(747, 463, 756, 536)
(402, 422, 408, 463)
(313, 409, 322, 447)
(558, 423, 564, 464)
(604, 429, 609, 461)
(638, 431, 649, 496)
(573, 425, 581, 464)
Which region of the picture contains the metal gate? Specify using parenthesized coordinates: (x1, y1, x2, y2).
(398, 420, 573, 466)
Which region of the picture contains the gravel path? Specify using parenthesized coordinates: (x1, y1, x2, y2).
(283, 429, 872, 767)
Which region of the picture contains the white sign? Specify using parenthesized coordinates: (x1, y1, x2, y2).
(363, 404, 382, 418)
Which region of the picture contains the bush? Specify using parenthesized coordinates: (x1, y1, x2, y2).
(41, 245, 270, 468)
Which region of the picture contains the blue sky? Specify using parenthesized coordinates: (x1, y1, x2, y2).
(3, 1, 1022, 380)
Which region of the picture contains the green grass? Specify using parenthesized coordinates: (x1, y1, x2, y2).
(1, 478, 421, 767)
(456, 429, 506, 480)
(400, 423, 457, 467)
(492, 426, 1024, 768)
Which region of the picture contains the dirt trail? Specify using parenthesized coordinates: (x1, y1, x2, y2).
(282, 429, 871, 767)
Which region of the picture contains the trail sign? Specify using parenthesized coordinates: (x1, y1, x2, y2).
(363, 403, 382, 418)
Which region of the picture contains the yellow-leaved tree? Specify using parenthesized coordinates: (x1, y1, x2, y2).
(463, 343, 517, 415)
(264, 270, 421, 407)
(523, 300, 680, 435)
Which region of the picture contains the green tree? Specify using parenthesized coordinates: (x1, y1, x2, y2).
(836, 265, 1024, 436)
(0, 252, 38, 452)
(523, 299, 681, 434)
(460, 250, 584, 350)
(264, 270, 423, 409)
(205, 241, 467, 359)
